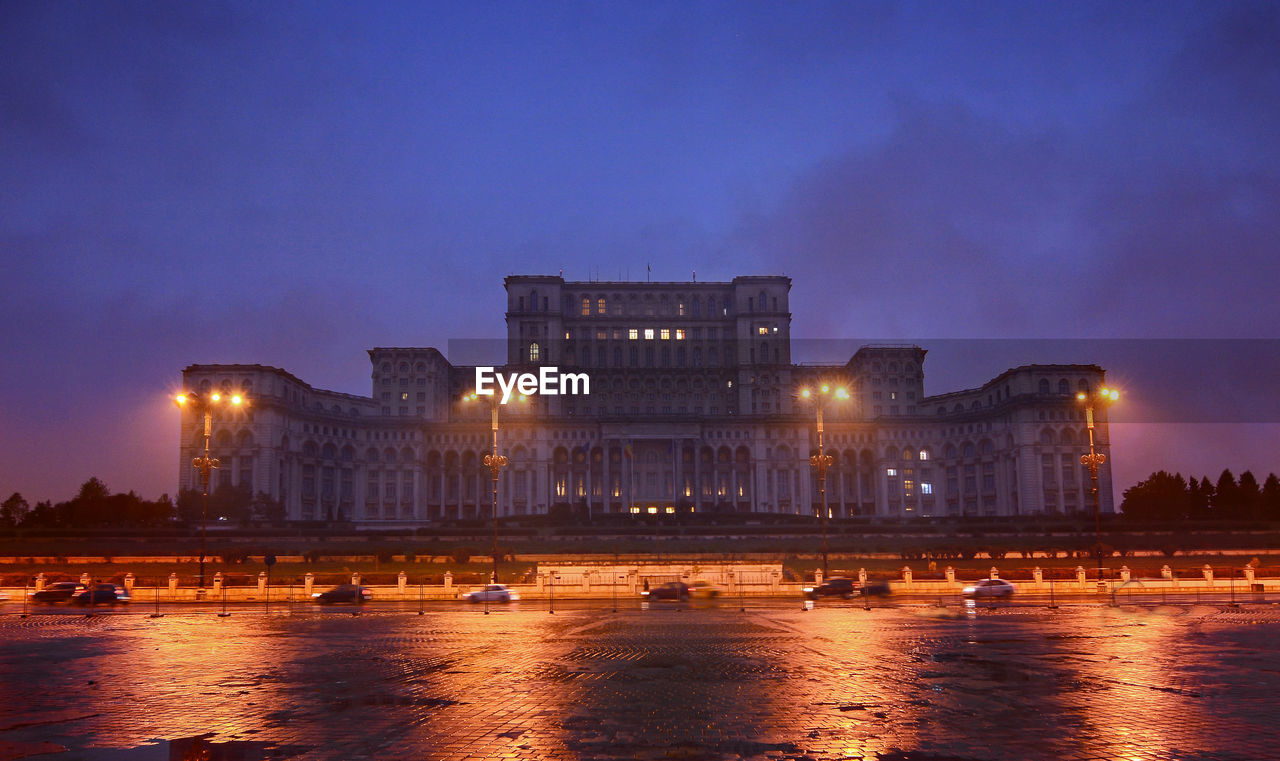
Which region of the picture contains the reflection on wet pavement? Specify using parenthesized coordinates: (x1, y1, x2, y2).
(0, 603, 1277, 760)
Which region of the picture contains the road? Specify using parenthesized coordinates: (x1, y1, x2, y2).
(1, 599, 1277, 760)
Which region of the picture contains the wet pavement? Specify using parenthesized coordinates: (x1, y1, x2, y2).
(1, 600, 1278, 760)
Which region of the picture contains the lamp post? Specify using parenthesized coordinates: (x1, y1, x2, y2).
(799, 383, 850, 579)
(174, 390, 245, 590)
(1076, 387, 1119, 583)
(463, 391, 525, 584)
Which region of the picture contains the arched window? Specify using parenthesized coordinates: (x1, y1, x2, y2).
(1058, 378, 1070, 395)
(919, 449, 930, 461)
(1040, 429, 1055, 445)
(758, 290, 766, 310)
(529, 342, 540, 362)
(1078, 379, 1090, 393)
(597, 297, 606, 315)
(581, 297, 590, 316)
(1038, 379, 1051, 394)
(693, 297, 701, 316)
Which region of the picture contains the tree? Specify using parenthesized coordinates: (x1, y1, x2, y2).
(0, 493, 30, 527)
(250, 491, 286, 522)
(1263, 474, 1280, 521)
(1120, 471, 1189, 521)
(1213, 469, 1241, 519)
(1238, 471, 1262, 520)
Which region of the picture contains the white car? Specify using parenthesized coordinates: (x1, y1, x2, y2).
(962, 579, 1016, 598)
(466, 584, 520, 603)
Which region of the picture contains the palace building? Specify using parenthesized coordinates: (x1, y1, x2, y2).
(177, 275, 1115, 522)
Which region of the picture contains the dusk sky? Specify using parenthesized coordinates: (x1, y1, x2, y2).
(2, 1, 1278, 505)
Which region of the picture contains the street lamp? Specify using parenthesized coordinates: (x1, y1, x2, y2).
(798, 383, 850, 579)
(174, 390, 245, 590)
(1076, 386, 1119, 583)
(462, 391, 526, 585)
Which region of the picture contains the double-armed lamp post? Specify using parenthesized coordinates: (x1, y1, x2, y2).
(798, 383, 850, 579)
(463, 391, 525, 584)
(1076, 386, 1119, 582)
(174, 390, 245, 589)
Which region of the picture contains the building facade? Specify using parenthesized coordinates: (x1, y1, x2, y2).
(178, 275, 1115, 522)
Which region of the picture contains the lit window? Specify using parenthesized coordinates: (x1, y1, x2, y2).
(596, 330, 607, 340)
(904, 480, 914, 495)
(644, 329, 655, 340)
(660, 329, 670, 340)
(647, 506, 658, 514)
(665, 506, 675, 514)
(630, 506, 641, 514)
(678, 302, 686, 316)
(597, 297, 606, 314)
(564, 331, 570, 340)
(757, 326, 768, 335)
(400, 392, 409, 401)
(529, 343, 540, 362)
(920, 450, 930, 461)
(887, 468, 897, 477)
(629, 329, 638, 340)
(581, 298, 590, 316)
(675, 329, 685, 340)
(922, 483, 933, 495)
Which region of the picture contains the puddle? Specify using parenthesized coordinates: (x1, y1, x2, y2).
(27, 735, 309, 760)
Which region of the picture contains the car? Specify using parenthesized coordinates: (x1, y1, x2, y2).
(859, 581, 892, 597)
(31, 582, 85, 603)
(642, 582, 690, 601)
(71, 584, 130, 605)
(313, 584, 372, 604)
(962, 579, 1016, 598)
(466, 584, 520, 603)
(688, 580, 722, 599)
(803, 577, 857, 600)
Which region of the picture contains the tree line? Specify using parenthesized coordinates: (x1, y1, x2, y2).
(1, 477, 284, 529)
(1120, 469, 1280, 523)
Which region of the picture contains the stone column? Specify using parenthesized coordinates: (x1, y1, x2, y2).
(351, 572, 361, 586)
(212, 572, 223, 594)
(990, 566, 999, 580)
(1202, 565, 1214, 586)
(35, 572, 45, 592)
(443, 571, 453, 595)
(902, 567, 912, 586)
(124, 573, 135, 596)
(945, 566, 955, 584)
(1120, 566, 1130, 583)
(1032, 567, 1042, 586)
(859, 567, 868, 584)
(168, 573, 179, 596)
(1075, 566, 1087, 588)
(304, 572, 314, 597)
(398, 571, 407, 596)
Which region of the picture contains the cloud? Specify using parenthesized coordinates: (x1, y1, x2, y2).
(738, 6, 1280, 340)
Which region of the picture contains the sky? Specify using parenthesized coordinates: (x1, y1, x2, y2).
(2, 1, 1278, 505)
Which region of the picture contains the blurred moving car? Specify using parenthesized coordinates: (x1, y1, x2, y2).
(313, 584, 372, 604)
(466, 584, 520, 603)
(32, 582, 85, 603)
(71, 584, 130, 605)
(688, 580, 722, 599)
(642, 581, 690, 601)
(859, 581, 892, 597)
(962, 579, 1016, 598)
(803, 577, 856, 599)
